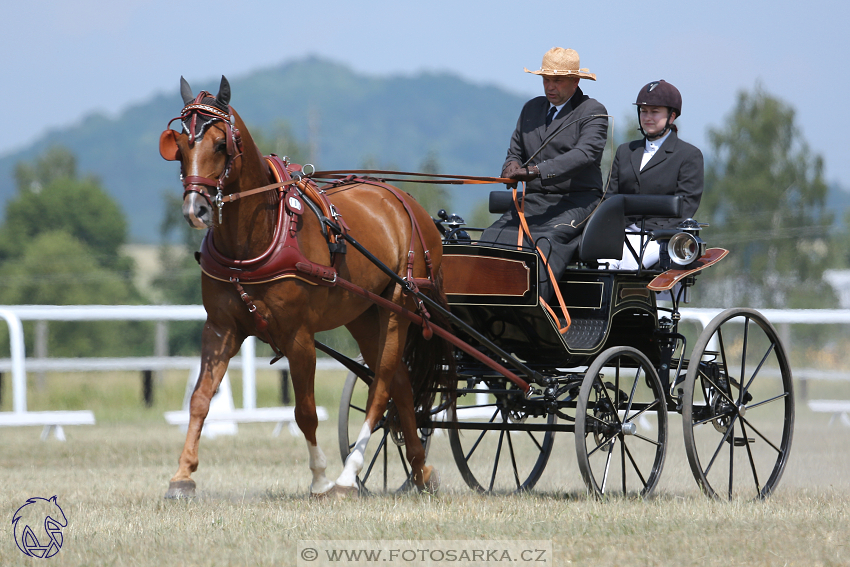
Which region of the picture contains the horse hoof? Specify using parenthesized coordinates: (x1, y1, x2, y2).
(165, 479, 196, 499)
(314, 484, 359, 499)
(421, 467, 440, 495)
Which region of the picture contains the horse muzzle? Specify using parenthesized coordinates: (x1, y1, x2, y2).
(183, 191, 213, 229)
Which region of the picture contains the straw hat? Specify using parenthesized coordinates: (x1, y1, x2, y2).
(524, 47, 596, 80)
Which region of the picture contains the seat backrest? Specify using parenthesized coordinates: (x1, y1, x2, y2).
(489, 190, 515, 214)
(578, 195, 627, 261)
(578, 195, 683, 262)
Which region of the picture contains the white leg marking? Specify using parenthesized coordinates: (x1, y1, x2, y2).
(336, 422, 372, 488)
(306, 441, 335, 494)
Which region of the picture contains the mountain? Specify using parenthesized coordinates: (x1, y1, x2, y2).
(0, 58, 526, 243)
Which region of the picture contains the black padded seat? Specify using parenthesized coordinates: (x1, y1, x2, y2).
(578, 195, 683, 263)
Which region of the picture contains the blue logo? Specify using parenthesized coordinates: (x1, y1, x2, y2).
(12, 496, 67, 559)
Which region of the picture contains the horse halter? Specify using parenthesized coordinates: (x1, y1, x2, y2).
(160, 91, 244, 223)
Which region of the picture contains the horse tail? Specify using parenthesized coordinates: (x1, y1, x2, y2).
(403, 265, 457, 426)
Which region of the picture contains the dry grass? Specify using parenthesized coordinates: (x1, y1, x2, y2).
(1, 371, 849, 566)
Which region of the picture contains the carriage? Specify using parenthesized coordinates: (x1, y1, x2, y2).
(161, 76, 793, 501)
(337, 192, 795, 499)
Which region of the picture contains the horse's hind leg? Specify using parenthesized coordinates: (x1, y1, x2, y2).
(336, 307, 412, 491)
(166, 321, 241, 499)
(389, 365, 437, 492)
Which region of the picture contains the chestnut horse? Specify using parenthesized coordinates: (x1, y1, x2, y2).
(159, 76, 452, 498)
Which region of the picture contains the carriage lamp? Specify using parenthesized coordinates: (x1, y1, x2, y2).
(667, 218, 708, 267)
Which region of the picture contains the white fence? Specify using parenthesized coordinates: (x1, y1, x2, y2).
(0, 305, 344, 434)
(2, 306, 850, 433)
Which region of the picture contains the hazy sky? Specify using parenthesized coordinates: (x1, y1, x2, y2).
(4, 0, 848, 185)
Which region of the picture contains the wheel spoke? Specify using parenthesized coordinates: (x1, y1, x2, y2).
(350, 403, 367, 414)
(362, 430, 389, 485)
(703, 413, 738, 477)
(624, 366, 641, 419)
(384, 439, 389, 492)
(739, 318, 750, 405)
(746, 391, 790, 411)
(693, 407, 735, 428)
(587, 431, 618, 457)
(620, 433, 627, 494)
(489, 429, 506, 492)
(742, 342, 776, 397)
(738, 414, 783, 454)
(626, 398, 662, 422)
(598, 382, 622, 425)
(739, 419, 762, 497)
(623, 440, 649, 489)
(525, 430, 544, 452)
(397, 444, 410, 478)
(463, 409, 500, 462)
(506, 426, 521, 490)
(601, 438, 615, 494)
(632, 432, 663, 447)
(700, 370, 737, 407)
(728, 421, 734, 499)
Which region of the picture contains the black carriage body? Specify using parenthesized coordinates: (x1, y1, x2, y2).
(443, 243, 662, 368)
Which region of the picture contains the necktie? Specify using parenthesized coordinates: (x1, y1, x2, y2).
(546, 106, 557, 127)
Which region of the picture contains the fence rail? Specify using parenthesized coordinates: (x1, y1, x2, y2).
(2, 306, 850, 429)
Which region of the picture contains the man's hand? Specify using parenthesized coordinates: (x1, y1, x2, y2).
(510, 164, 539, 182)
(501, 161, 521, 189)
(502, 161, 522, 179)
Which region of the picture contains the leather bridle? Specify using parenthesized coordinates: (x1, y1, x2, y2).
(165, 91, 244, 222)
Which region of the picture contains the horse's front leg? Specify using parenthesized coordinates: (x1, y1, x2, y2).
(165, 321, 242, 499)
(284, 328, 335, 496)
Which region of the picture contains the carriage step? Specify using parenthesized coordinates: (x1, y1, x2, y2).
(733, 437, 755, 446)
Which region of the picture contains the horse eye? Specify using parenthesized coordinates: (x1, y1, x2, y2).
(215, 140, 227, 153)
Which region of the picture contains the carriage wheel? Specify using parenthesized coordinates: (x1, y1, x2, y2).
(337, 371, 432, 494)
(575, 346, 668, 498)
(682, 308, 794, 499)
(448, 380, 555, 493)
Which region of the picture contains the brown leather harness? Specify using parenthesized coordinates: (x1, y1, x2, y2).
(195, 155, 439, 359)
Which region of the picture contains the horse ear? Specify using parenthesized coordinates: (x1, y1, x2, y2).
(216, 75, 231, 107)
(180, 76, 194, 106)
(159, 130, 182, 161)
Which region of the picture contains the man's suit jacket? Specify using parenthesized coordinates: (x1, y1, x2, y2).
(607, 131, 704, 230)
(504, 86, 608, 195)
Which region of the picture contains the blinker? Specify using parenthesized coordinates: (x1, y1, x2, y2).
(159, 130, 182, 161)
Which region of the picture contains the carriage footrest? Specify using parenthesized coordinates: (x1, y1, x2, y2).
(563, 318, 608, 351)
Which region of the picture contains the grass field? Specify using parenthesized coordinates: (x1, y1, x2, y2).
(1, 368, 849, 566)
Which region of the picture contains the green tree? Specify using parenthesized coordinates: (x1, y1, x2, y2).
(1, 146, 130, 271)
(0, 147, 149, 356)
(0, 231, 150, 356)
(697, 86, 834, 308)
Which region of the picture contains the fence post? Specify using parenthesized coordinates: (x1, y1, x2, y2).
(280, 369, 291, 405)
(242, 336, 256, 410)
(155, 321, 168, 385)
(0, 309, 27, 413)
(142, 369, 154, 407)
(35, 320, 47, 390)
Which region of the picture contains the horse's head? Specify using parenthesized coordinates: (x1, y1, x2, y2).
(160, 75, 244, 229)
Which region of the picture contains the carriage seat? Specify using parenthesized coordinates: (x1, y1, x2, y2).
(577, 194, 683, 263)
(487, 192, 683, 265)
